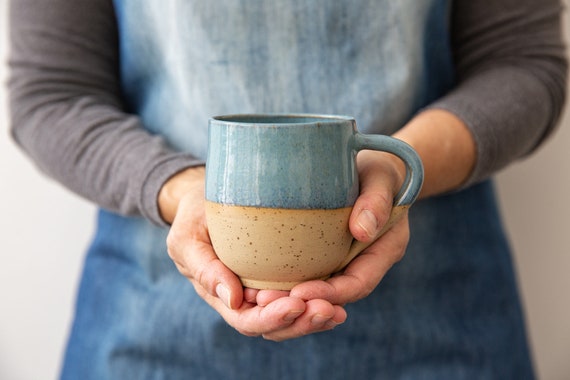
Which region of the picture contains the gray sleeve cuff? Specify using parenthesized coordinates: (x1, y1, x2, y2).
(140, 155, 205, 226)
(428, 66, 562, 188)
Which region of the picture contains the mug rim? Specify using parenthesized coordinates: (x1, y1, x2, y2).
(210, 113, 354, 126)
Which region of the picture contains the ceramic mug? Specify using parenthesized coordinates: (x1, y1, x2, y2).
(205, 114, 423, 290)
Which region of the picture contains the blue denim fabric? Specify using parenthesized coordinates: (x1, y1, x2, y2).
(61, 1, 534, 378)
(61, 182, 534, 379)
(113, 0, 454, 155)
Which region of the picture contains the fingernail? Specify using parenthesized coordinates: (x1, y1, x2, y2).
(283, 310, 304, 322)
(216, 283, 232, 309)
(311, 314, 332, 326)
(325, 320, 342, 329)
(357, 209, 378, 238)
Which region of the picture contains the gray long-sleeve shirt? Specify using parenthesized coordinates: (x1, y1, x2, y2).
(7, 0, 568, 225)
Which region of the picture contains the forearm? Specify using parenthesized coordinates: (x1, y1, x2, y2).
(8, 0, 201, 225)
(390, 0, 567, 199)
(394, 109, 475, 199)
(427, 0, 567, 188)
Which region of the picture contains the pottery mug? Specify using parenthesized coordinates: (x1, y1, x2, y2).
(205, 114, 423, 290)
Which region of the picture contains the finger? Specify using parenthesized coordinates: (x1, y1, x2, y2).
(192, 245, 245, 310)
(255, 289, 291, 306)
(291, 215, 409, 305)
(193, 282, 308, 337)
(262, 300, 347, 342)
(351, 152, 404, 242)
(243, 288, 259, 304)
(167, 196, 244, 310)
(350, 182, 393, 243)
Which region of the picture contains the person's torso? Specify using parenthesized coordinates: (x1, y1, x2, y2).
(60, 3, 535, 378)
(113, 0, 455, 159)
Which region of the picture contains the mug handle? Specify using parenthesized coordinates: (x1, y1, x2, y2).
(333, 134, 424, 272)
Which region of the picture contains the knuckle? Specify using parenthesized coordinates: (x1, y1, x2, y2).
(357, 283, 376, 300)
(349, 275, 376, 301)
(165, 230, 180, 260)
(193, 263, 209, 289)
(358, 191, 393, 224)
(362, 189, 392, 209)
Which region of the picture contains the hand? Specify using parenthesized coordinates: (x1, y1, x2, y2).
(259, 150, 410, 309)
(159, 167, 347, 341)
(253, 109, 476, 330)
(160, 109, 474, 340)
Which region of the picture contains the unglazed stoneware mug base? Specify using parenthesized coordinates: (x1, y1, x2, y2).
(207, 202, 410, 290)
(206, 201, 353, 290)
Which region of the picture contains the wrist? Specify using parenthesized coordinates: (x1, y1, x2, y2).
(158, 166, 205, 224)
(393, 109, 476, 198)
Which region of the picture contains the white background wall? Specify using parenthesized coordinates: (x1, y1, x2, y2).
(1, 1, 569, 379)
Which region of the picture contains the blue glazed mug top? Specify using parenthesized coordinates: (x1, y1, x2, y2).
(205, 114, 423, 210)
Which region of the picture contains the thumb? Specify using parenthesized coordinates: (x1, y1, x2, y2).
(349, 187, 393, 243)
(349, 152, 404, 242)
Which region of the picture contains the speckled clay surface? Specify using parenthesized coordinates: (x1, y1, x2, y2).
(206, 201, 353, 290)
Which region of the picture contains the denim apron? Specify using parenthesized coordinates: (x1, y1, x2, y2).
(61, 1, 534, 378)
